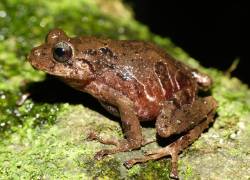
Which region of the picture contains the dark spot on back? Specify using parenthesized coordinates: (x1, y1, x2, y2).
(107, 63, 115, 69)
(84, 49, 97, 56)
(99, 47, 113, 56)
(99, 47, 118, 60)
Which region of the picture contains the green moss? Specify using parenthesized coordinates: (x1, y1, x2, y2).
(0, 105, 122, 179)
(181, 163, 195, 180)
(128, 160, 171, 180)
(0, 90, 60, 138)
(0, 0, 250, 179)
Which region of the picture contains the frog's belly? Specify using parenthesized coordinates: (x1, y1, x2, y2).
(99, 100, 120, 117)
(100, 99, 161, 121)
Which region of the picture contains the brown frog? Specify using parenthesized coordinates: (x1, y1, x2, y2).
(28, 29, 217, 179)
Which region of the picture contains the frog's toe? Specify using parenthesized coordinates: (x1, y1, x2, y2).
(144, 147, 171, 156)
(86, 132, 119, 146)
(123, 159, 135, 169)
(170, 170, 179, 180)
(94, 149, 110, 160)
(86, 131, 98, 141)
(124, 149, 171, 169)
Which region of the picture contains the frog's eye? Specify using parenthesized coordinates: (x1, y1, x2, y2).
(53, 42, 72, 63)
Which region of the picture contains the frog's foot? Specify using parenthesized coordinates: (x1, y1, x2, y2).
(87, 132, 143, 160)
(124, 145, 179, 179)
(87, 131, 154, 147)
(124, 111, 216, 179)
(86, 131, 119, 146)
(95, 139, 142, 160)
(94, 142, 156, 160)
(94, 140, 135, 160)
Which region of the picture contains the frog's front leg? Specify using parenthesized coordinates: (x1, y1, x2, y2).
(88, 96, 143, 160)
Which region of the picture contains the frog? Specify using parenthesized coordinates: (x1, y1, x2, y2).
(28, 29, 217, 179)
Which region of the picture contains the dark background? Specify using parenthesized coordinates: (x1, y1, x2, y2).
(124, 1, 248, 85)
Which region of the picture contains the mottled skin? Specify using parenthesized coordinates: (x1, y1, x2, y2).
(28, 29, 217, 179)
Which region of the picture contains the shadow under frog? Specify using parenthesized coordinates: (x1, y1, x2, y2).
(27, 28, 217, 179)
(26, 75, 116, 120)
(26, 75, 158, 140)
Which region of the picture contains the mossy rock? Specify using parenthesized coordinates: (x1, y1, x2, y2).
(0, 0, 249, 179)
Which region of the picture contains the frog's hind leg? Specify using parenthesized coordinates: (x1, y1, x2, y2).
(124, 109, 216, 179)
(156, 96, 217, 138)
(124, 96, 217, 179)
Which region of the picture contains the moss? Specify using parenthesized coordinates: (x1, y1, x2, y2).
(180, 163, 195, 180)
(0, 0, 250, 179)
(0, 90, 60, 138)
(128, 160, 171, 180)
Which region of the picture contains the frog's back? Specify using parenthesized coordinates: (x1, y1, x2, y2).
(109, 39, 197, 99)
(90, 39, 197, 119)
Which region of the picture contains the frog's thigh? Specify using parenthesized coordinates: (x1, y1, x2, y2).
(156, 96, 217, 138)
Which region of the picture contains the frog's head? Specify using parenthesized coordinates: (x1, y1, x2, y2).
(28, 28, 94, 81)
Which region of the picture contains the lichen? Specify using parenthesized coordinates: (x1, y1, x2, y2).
(0, 0, 249, 179)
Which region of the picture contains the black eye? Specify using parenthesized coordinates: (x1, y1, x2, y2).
(53, 42, 72, 62)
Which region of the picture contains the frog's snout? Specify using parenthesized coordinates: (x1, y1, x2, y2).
(28, 44, 49, 64)
(27, 45, 52, 71)
(27, 48, 39, 69)
(28, 47, 42, 61)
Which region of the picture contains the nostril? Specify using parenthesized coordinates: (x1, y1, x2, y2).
(33, 48, 42, 57)
(27, 48, 41, 63)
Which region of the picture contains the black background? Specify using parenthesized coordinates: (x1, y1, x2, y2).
(124, 1, 248, 85)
